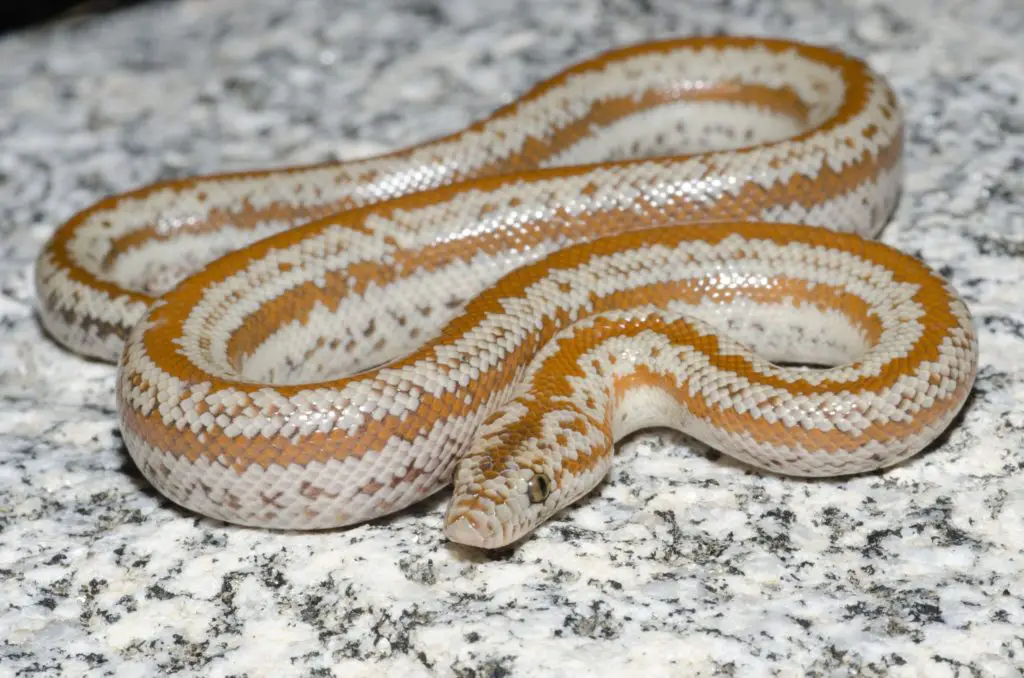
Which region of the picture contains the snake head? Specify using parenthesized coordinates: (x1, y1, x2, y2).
(444, 448, 560, 549)
(443, 402, 614, 549)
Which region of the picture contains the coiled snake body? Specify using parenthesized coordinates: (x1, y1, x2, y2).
(36, 37, 978, 548)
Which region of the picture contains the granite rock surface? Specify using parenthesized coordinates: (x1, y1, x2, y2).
(1, 0, 1022, 676)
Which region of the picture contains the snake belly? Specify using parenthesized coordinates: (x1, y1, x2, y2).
(35, 37, 978, 548)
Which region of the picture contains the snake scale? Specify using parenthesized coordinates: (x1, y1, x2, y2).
(35, 36, 978, 548)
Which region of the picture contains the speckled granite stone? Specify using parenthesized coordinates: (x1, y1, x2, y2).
(1, 0, 1022, 676)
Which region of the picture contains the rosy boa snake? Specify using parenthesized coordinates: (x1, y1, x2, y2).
(36, 36, 978, 549)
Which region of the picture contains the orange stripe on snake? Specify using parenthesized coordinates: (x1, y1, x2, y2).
(35, 36, 977, 548)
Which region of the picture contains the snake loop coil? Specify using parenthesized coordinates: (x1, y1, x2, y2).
(36, 37, 977, 548)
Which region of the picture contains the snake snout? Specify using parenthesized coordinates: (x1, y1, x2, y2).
(444, 506, 504, 549)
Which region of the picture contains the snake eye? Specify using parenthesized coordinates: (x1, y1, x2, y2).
(527, 474, 552, 504)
